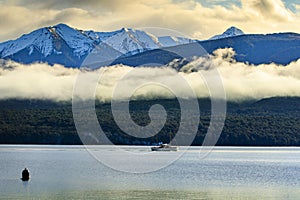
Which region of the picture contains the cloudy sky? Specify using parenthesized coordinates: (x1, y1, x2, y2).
(0, 0, 300, 42)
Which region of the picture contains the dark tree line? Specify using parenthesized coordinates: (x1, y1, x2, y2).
(0, 97, 299, 146)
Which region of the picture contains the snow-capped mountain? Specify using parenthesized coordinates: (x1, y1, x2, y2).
(2, 24, 299, 68)
(210, 26, 244, 40)
(114, 32, 300, 66)
(0, 24, 194, 67)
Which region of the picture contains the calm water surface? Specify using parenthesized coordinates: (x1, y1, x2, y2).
(1, 145, 300, 199)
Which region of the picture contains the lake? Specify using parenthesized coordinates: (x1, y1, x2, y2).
(1, 145, 300, 199)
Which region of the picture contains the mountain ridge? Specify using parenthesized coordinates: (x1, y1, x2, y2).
(0, 23, 195, 67)
(1, 24, 300, 67)
(112, 32, 300, 66)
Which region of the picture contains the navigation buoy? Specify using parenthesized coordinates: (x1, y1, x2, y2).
(21, 168, 30, 181)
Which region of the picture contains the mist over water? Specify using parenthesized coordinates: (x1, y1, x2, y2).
(0, 48, 300, 102)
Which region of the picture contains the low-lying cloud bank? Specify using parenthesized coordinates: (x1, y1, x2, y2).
(1, 48, 300, 102)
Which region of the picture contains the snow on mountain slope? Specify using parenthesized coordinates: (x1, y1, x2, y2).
(158, 36, 194, 46)
(0, 23, 194, 67)
(210, 26, 244, 40)
(0, 28, 54, 57)
(0, 24, 96, 59)
(101, 28, 163, 55)
(84, 29, 121, 42)
(53, 23, 94, 57)
(129, 28, 162, 49)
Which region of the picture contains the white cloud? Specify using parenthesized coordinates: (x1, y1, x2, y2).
(0, 0, 299, 42)
(242, 0, 294, 21)
(1, 48, 300, 102)
(294, 3, 300, 13)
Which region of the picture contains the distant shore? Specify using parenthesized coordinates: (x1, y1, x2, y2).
(0, 97, 299, 146)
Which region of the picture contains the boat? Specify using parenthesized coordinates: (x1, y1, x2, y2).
(151, 143, 178, 151)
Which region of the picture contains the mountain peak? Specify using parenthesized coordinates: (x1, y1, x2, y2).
(49, 23, 72, 30)
(119, 27, 135, 33)
(210, 26, 244, 40)
(224, 26, 244, 35)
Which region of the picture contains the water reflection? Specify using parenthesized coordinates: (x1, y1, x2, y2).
(4, 189, 300, 200)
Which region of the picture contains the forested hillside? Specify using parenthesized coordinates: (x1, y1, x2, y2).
(0, 97, 299, 146)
